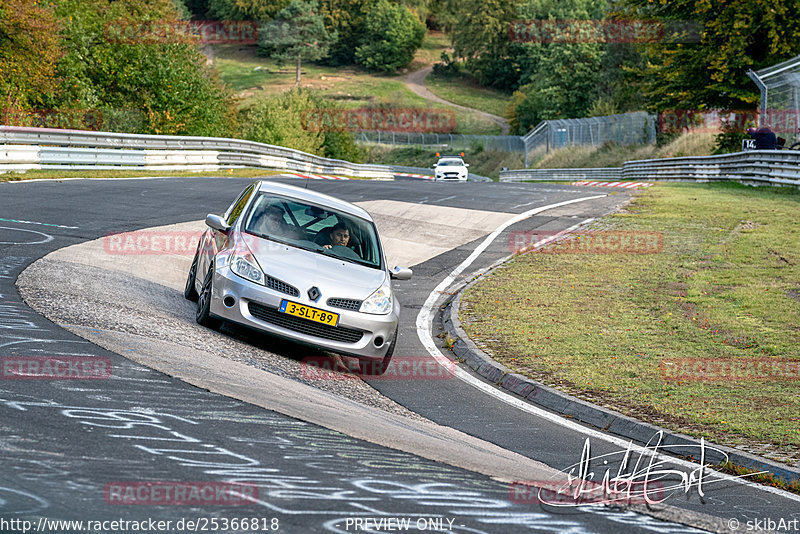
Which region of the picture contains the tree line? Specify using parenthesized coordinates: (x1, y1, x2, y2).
(442, 0, 800, 135)
(3, 0, 799, 156)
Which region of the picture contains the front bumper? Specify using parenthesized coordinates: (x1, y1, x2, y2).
(435, 173, 467, 181)
(209, 265, 399, 360)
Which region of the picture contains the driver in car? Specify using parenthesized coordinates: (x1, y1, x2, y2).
(324, 223, 351, 249)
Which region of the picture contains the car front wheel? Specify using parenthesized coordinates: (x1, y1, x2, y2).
(196, 263, 221, 330)
(184, 251, 200, 301)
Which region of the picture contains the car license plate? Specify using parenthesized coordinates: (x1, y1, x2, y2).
(279, 300, 339, 327)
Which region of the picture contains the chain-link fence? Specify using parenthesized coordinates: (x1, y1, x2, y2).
(749, 55, 800, 143)
(522, 112, 657, 166)
(355, 131, 525, 153)
(355, 111, 656, 168)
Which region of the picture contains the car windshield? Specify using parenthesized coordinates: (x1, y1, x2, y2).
(438, 159, 464, 166)
(242, 192, 383, 269)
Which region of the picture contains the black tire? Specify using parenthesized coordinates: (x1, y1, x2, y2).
(196, 263, 221, 330)
(359, 327, 397, 376)
(790, 141, 800, 151)
(184, 251, 200, 301)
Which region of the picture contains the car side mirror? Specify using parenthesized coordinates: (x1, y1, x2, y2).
(433, 164, 438, 168)
(390, 266, 412, 281)
(205, 214, 230, 233)
(465, 163, 470, 167)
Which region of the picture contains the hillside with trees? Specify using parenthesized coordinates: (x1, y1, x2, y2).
(3, 0, 800, 158)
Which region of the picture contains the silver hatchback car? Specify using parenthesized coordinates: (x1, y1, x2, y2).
(185, 181, 412, 374)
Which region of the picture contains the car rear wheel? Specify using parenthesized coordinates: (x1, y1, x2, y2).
(196, 263, 221, 330)
(358, 327, 397, 376)
(184, 251, 200, 302)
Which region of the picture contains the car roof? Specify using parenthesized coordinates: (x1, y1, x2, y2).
(255, 180, 373, 221)
(438, 157, 464, 162)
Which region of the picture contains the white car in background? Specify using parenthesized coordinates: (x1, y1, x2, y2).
(433, 154, 469, 182)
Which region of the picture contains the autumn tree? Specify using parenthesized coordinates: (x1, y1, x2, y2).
(318, 0, 372, 65)
(49, 0, 236, 135)
(0, 0, 63, 110)
(612, 0, 800, 110)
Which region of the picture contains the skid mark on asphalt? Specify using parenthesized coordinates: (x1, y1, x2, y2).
(0, 396, 706, 533)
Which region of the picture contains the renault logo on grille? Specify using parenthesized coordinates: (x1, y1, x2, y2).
(308, 286, 321, 302)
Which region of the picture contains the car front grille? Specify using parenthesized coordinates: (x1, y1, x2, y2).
(265, 275, 299, 297)
(247, 302, 364, 344)
(327, 297, 362, 311)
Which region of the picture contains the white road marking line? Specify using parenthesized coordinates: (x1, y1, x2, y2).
(509, 199, 541, 210)
(415, 195, 800, 503)
(0, 217, 79, 230)
(0, 226, 54, 245)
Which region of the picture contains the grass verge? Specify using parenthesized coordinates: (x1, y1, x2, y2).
(460, 183, 800, 463)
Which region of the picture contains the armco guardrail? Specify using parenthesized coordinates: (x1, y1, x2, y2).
(0, 125, 394, 179)
(500, 167, 622, 182)
(622, 150, 800, 186)
(501, 150, 800, 187)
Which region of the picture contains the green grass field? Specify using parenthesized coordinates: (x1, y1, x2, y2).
(212, 44, 502, 135)
(426, 72, 511, 119)
(460, 183, 800, 462)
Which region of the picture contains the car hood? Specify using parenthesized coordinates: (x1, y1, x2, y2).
(241, 232, 387, 301)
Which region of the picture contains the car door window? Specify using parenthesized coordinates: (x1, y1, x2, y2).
(225, 184, 256, 226)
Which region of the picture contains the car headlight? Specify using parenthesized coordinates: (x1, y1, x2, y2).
(230, 244, 265, 285)
(360, 284, 393, 315)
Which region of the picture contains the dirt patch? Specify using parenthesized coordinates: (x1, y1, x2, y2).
(768, 249, 793, 265)
(735, 220, 761, 231)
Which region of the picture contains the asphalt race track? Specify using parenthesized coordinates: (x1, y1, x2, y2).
(1, 175, 798, 534)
